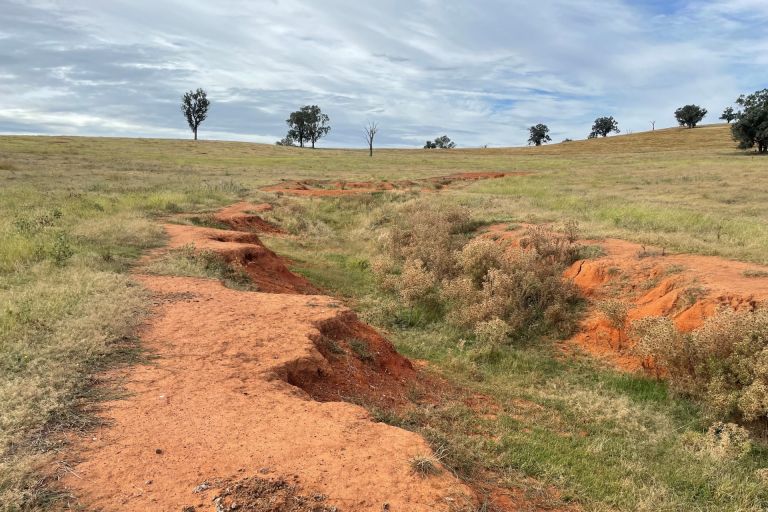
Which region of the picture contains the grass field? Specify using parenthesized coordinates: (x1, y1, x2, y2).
(2, 124, 768, 510)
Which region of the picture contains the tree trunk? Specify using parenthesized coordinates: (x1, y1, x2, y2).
(194, 127, 198, 141)
(369, 142, 373, 157)
(311, 139, 315, 149)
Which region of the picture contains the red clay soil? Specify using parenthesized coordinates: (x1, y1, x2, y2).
(262, 171, 528, 197)
(61, 206, 478, 511)
(164, 223, 317, 294)
(213, 201, 285, 234)
(484, 224, 768, 371)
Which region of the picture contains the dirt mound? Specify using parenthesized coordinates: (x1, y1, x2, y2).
(206, 476, 338, 512)
(298, 312, 418, 409)
(62, 205, 477, 511)
(164, 223, 317, 294)
(485, 224, 768, 371)
(215, 201, 285, 234)
(263, 172, 527, 197)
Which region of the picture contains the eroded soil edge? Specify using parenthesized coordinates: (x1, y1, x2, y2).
(61, 202, 475, 512)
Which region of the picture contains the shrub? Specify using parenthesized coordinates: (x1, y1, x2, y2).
(633, 309, 768, 422)
(597, 299, 629, 348)
(474, 317, 511, 351)
(520, 223, 581, 265)
(397, 258, 437, 307)
(376, 200, 581, 342)
(385, 201, 473, 278)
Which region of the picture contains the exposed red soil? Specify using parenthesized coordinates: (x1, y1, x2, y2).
(214, 201, 285, 234)
(61, 205, 482, 511)
(164, 223, 317, 294)
(484, 224, 768, 371)
(263, 171, 528, 197)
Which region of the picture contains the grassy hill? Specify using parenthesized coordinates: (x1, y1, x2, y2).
(2, 125, 768, 510)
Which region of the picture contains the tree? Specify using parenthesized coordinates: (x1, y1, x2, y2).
(732, 89, 768, 154)
(304, 105, 331, 148)
(285, 105, 331, 148)
(589, 116, 620, 138)
(275, 135, 297, 146)
(720, 107, 736, 124)
(181, 88, 210, 141)
(675, 104, 707, 128)
(527, 124, 551, 146)
(364, 122, 378, 157)
(424, 135, 456, 149)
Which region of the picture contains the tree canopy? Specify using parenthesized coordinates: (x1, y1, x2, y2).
(589, 116, 620, 138)
(180, 88, 210, 141)
(424, 135, 456, 149)
(732, 89, 768, 154)
(720, 107, 736, 124)
(285, 105, 331, 148)
(674, 105, 707, 128)
(528, 124, 551, 146)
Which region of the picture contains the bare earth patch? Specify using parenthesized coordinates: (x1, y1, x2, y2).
(60, 203, 475, 511)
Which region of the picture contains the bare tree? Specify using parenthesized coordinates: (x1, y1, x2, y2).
(364, 122, 378, 157)
(651, 120, 656, 131)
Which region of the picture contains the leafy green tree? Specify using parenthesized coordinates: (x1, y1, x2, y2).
(720, 107, 736, 124)
(180, 88, 210, 140)
(275, 135, 297, 146)
(732, 89, 768, 154)
(285, 105, 331, 148)
(675, 104, 707, 128)
(528, 124, 551, 146)
(589, 116, 620, 138)
(424, 135, 456, 149)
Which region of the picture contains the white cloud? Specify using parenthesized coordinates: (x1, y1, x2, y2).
(0, 0, 766, 146)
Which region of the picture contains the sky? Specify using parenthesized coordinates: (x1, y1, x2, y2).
(1, 0, 767, 148)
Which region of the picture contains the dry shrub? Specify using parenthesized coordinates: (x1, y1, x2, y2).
(633, 309, 768, 422)
(385, 201, 473, 278)
(377, 199, 580, 343)
(398, 258, 437, 307)
(520, 221, 581, 265)
(474, 317, 512, 351)
(443, 249, 579, 338)
(598, 299, 629, 348)
(682, 422, 752, 460)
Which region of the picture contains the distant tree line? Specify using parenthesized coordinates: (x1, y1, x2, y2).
(179, 87, 768, 154)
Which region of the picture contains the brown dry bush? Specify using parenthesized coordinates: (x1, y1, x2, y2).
(520, 221, 582, 265)
(633, 309, 768, 423)
(377, 199, 580, 343)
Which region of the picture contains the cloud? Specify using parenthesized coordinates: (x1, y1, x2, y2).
(0, 0, 765, 146)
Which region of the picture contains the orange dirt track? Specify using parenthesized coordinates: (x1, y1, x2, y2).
(62, 202, 474, 511)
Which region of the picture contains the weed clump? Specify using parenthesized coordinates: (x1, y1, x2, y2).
(633, 309, 768, 423)
(682, 422, 752, 460)
(409, 455, 442, 476)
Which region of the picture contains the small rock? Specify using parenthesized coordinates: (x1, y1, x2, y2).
(145, 480, 153, 485)
(155, 448, 163, 455)
(258, 467, 270, 474)
(193, 482, 210, 493)
(181, 506, 195, 512)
